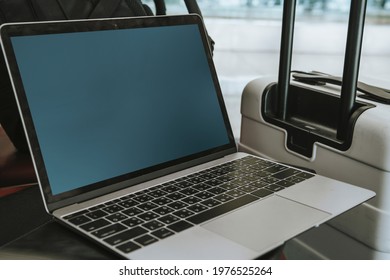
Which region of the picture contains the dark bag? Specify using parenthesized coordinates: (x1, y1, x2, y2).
(0, 0, 213, 152)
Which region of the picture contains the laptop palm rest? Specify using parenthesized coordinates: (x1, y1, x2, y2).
(128, 196, 330, 259)
(202, 195, 330, 254)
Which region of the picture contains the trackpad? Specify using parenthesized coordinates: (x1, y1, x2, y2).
(202, 196, 330, 254)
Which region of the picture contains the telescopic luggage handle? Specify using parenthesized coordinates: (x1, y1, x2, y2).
(277, 0, 367, 140)
(262, 0, 374, 158)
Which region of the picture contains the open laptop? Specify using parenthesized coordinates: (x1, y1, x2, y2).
(0, 15, 374, 259)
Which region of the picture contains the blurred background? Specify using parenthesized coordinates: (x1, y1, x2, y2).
(144, 0, 390, 138)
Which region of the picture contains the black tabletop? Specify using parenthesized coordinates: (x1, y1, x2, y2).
(0, 186, 117, 259)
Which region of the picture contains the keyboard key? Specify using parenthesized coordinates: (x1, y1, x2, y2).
(133, 194, 153, 203)
(219, 182, 239, 190)
(271, 168, 300, 180)
(166, 192, 186, 200)
(122, 207, 142, 217)
(118, 199, 139, 208)
(204, 179, 223, 187)
(173, 209, 195, 219)
(168, 220, 193, 232)
(161, 185, 180, 193)
(151, 228, 174, 239)
(117, 241, 141, 254)
(220, 165, 236, 173)
(64, 210, 89, 220)
(192, 183, 212, 191)
(275, 180, 295, 187)
(86, 209, 108, 219)
(186, 177, 206, 184)
(167, 201, 188, 210)
(198, 173, 218, 180)
(251, 170, 271, 178)
(200, 198, 221, 208)
(175, 181, 194, 188)
(134, 234, 158, 246)
(106, 213, 128, 222)
(138, 211, 159, 221)
(142, 220, 164, 231)
(119, 194, 133, 200)
(207, 187, 226, 195)
(103, 204, 124, 214)
(153, 206, 174, 215)
(251, 188, 274, 198)
(255, 160, 274, 169)
(226, 189, 246, 198)
(137, 202, 159, 211)
(246, 173, 263, 182)
(122, 217, 144, 227)
(89, 204, 105, 211)
(80, 218, 111, 232)
(263, 165, 288, 174)
(229, 178, 252, 187)
(213, 194, 234, 203)
(261, 177, 280, 184)
(296, 172, 315, 179)
(265, 184, 284, 192)
(238, 185, 259, 193)
(179, 187, 199, 196)
(217, 174, 236, 182)
(210, 168, 230, 177)
(147, 185, 159, 192)
(152, 197, 173, 205)
(188, 203, 208, 213)
(119, 194, 132, 200)
(158, 214, 179, 224)
(104, 226, 147, 245)
(92, 224, 126, 239)
(187, 194, 259, 225)
(182, 196, 201, 205)
(148, 189, 167, 198)
(195, 191, 214, 200)
(68, 215, 91, 226)
(250, 180, 269, 189)
(287, 176, 307, 183)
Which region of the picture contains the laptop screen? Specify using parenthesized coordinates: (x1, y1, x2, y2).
(2, 16, 235, 205)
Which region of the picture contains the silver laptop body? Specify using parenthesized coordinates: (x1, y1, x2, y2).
(0, 15, 374, 259)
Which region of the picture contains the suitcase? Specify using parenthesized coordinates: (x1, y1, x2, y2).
(238, 0, 390, 259)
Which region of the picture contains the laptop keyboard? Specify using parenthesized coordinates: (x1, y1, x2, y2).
(63, 156, 314, 254)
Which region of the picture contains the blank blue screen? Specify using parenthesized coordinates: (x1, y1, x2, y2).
(11, 24, 230, 195)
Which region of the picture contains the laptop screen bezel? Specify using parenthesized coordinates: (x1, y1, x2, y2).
(0, 15, 237, 212)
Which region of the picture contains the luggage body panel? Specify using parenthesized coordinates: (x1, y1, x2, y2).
(239, 77, 390, 255)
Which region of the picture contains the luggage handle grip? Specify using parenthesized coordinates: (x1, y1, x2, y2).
(292, 71, 390, 104)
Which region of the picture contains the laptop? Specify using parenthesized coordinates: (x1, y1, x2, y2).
(0, 15, 374, 259)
